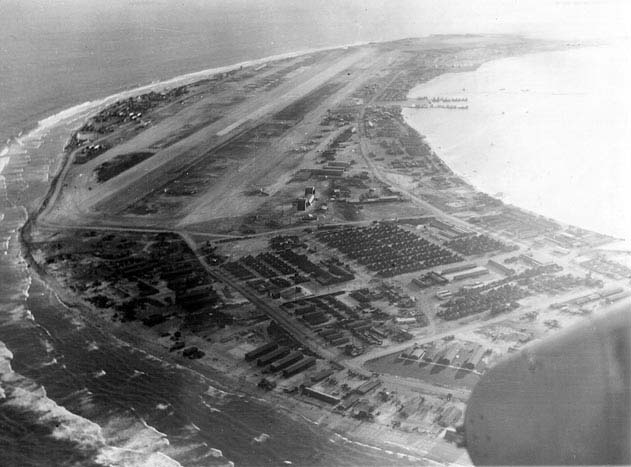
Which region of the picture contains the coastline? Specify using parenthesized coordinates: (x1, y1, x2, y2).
(20, 226, 434, 464)
(12, 36, 612, 466)
(15, 79, 433, 465)
(401, 43, 629, 242)
(0, 39, 373, 156)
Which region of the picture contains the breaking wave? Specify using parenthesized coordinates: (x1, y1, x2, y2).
(0, 341, 189, 466)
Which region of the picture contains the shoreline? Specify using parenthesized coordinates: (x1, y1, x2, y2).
(0, 39, 376, 157)
(21, 232, 434, 464)
(10, 37, 450, 464)
(401, 43, 628, 243)
(17, 126, 432, 464)
(12, 36, 613, 466)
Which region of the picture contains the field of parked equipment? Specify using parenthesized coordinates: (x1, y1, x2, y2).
(316, 223, 462, 277)
(443, 234, 515, 256)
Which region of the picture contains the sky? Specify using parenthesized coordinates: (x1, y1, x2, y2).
(1, 0, 630, 41)
(1, 0, 629, 143)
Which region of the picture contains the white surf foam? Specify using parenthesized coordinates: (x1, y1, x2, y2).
(0, 304, 35, 327)
(204, 384, 233, 399)
(0, 39, 372, 467)
(40, 357, 58, 368)
(87, 341, 100, 352)
(253, 433, 270, 443)
(41, 338, 54, 354)
(0, 340, 189, 467)
(201, 399, 221, 413)
(0, 156, 9, 175)
(0, 39, 372, 184)
(330, 432, 428, 463)
(187, 422, 200, 432)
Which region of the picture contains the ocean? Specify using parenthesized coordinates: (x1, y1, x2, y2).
(0, 97, 419, 466)
(0, 0, 433, 146)
(0, 3, 432, 466)
(403, 42, 631, 240)
(1, 1, 629, 465)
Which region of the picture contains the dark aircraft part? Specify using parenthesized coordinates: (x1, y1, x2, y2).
(465, 308, 630, 465)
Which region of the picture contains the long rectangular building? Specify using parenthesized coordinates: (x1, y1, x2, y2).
(451, 267, 489, 281)
(440, 263, 477, 275)
(245, 342, 278, 361)
(487, 259, 515, 276)
(354, 379, 381, 395)
(283, 356, 316, 377)
(269, 351, 303, 372)
(257, 346, 290, 366)
(302, 386, 341, 405)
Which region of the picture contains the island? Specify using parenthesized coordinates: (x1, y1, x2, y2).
(20, 34, 630, 464)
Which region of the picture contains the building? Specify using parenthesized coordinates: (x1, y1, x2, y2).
(422, 348, 436, 362)
(437, 344, 459, 365)
(257, 347, 290, 366)
(310, 369, 334, 383)
(337, 393, 360, 411)
(435, 289, 453, 300)
(319, 328, 338, 336)
(269, 352, 303, 372)
(297, 198, 307, 211)
(444, 428, 465, 444)
(311, 168, 344, 178)
(451, 267, 489, 281)
(441, 263, 477, 275)
(354, 379, 381, 395)
(487, 259, 515, 276)
(465, 346, 487, 370)
(75, 131, 98, 142)
(280, 286, 305, 300)
(327, 161, 350, 169)
(411, 347, 426, 360)
(395, 317, 416, 325)
(401, 347, 418, 360)
(330, 336, 350, 346)
(305, 186, 316, 196)
(245, 342, 278, 361)
(301, 386, 341, 405)
(351, 400, 374, 420)
(282, 356, 316, 377)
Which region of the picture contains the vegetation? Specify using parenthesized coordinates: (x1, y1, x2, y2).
(95, 152, 154, 182)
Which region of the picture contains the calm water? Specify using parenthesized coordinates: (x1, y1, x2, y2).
(404, 42, 631, 240)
